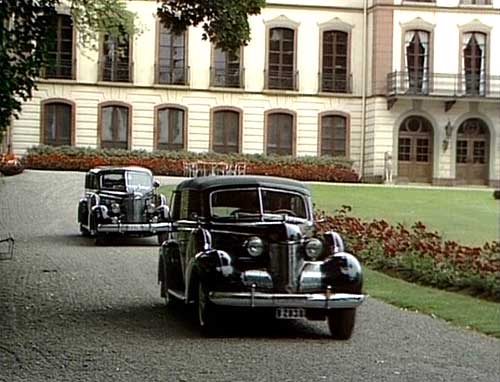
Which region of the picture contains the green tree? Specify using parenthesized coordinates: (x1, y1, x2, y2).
(158, 0, 265, 53)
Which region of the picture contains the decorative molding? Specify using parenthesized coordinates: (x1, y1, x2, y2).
(263, 14, 300, 28)
(318, 17, 354, 33)
(458, 19, 492, 34)
(399, 17, 435, 33)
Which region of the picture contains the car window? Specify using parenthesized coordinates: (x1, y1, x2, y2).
(101, 173, 126, 191)
(170, 191, 181, 220)
(262, 190, 307, 219)
(180, 190, 201, 220)
(211, 189, 260, 220)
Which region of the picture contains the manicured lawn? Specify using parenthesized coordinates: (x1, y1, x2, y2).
(364, 268, 500, 338)
(160, 183, 498, 245)
(310, 184, 498, 246)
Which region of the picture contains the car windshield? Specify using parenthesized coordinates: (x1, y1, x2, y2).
(100, 171, 152, 192)
(125, 171, 153, 192)
(210, 188, 308, 221)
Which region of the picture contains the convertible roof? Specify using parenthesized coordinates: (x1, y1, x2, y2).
(175, 176, 310, 195)
(89, 166, 152, 175)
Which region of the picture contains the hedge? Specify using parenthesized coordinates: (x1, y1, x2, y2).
(24, 145, 360, 182)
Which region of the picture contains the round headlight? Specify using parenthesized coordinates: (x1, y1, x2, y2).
(111, 202, 120, 214)
(146, 201, 156, 214)
(305, 238, 323, 259)
(245, 236, 264, 257)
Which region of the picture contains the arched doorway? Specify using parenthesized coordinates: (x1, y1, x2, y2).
(456, 118, 490, 185)
(398, 116, 434, 183)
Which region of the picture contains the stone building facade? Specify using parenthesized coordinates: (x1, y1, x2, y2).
(8, 0, 500, 186)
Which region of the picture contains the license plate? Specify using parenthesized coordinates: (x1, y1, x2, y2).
(275, 307, 305, 320)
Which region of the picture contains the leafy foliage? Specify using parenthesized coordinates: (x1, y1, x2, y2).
(0, 0, 57, 143)
(0, 0, 137, 145)
(24, 145, 359, 182)
(316, 206, 500, 301)
(157, 0, 265, 53)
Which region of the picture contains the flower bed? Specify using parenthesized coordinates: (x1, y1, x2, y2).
(24, 145, 359, 183)
(316, 206, 500, 301)
(0, 153, 24, 176)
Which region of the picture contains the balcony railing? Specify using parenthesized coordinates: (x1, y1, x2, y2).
(265, 70, 299, 91)
(42, 58, 75, 80)
(156, 65, 190, 86)
(319, 72, 352, 93)
(210, 67, 244, 89)
(460, 0, 491, 5)
(99, 61, 133, 83)
(387, 71, 500, 99)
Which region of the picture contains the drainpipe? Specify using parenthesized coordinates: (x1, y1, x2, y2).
(359, 0, 368, 181)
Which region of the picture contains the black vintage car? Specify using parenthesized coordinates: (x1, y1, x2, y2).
(78, 166, 170, 244)
(158, 176, 364, 339)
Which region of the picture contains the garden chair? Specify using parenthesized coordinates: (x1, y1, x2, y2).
(235, 162, 247, 175)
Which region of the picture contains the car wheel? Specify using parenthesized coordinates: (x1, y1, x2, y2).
(158, 232, 168, 246)
(79, 224, 90, 237)
(159, 256, 175, 308)
(197, 281, 217, 336)
(327, 308, 356, 340)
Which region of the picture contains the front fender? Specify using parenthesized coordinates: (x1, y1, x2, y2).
(186, 249, 234, 302)
(322, 252, 363, 293)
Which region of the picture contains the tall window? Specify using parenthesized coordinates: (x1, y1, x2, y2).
(42, 101, 73, 146)
(463, 32, 486, 95)
(44, 15, 74, 79)
(100, 104, 130, 149)
(157, 24, 187, 85)
(266, 112, 294, 156)
(211, 47, 242, 88)
(212, 110, 240, 153)
(156, 106, 186, 151)
(405, 30, 429, 94)
(320, 115, 348, 157)
(321, 31, 349, 93)
(101, 34, 131, 82)
(267, 28, 296, 90)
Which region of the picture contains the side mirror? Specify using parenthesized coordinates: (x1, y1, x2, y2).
(153, 179, 160, 188)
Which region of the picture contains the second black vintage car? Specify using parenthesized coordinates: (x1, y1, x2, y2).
(78, 166, 170, 244)
(158, 175, 364, 339)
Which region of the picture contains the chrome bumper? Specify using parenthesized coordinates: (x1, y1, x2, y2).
(97, 222, 170, 233)
(209, 291, 365, 309)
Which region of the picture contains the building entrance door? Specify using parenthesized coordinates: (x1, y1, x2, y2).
(456, 118, 489, 185)
(398, 116, 433, 183)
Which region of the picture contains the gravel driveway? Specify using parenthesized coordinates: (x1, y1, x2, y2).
(0, 170, 499, 382)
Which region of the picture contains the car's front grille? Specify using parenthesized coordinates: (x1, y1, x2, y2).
(123, 197, 146, 223)
(268, 242, 304, 293)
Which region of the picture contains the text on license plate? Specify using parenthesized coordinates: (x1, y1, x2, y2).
(276, 307, 306, 319)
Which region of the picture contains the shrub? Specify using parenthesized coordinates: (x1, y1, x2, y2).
(0, 153, 25, 176)
(316, 206, 500, 301)
(24, 145, 359, 183)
